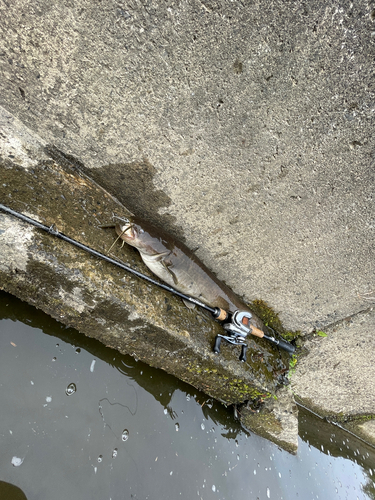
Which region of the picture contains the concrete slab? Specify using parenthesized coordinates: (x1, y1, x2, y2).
(291, 307, 375, 444)
(355, 420, 375, 445)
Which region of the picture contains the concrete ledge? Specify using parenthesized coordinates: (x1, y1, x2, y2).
(240, 387, 298, 454)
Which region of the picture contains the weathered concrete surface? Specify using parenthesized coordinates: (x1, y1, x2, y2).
(0, 0, 373, 332)
(240, 387, 298, 454)
(0, 106, 296, 451)
(0, 0, 374, 448)
(292, 307, 375, 444)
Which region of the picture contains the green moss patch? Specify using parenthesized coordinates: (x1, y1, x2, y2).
(250, 299, 301, 342)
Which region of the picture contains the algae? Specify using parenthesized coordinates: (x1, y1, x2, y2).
(250, 299, 301, 342)
(316, 330, 328, 337)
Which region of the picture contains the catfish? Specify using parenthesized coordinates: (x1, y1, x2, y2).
(114, 216, 265, 330)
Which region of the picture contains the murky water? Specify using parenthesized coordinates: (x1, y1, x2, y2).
(0, 291, 374, 500)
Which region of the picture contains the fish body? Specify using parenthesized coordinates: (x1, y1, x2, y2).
(115, 216, 264, 330)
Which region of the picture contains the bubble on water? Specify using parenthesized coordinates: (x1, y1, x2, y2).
(11, 456, 24, 467)
(175, 423, 180, 431)
(212, 485, 216, 492)
(164, 408, 168, 415)
(97, 455, 103, 463)
(90, 360, 96, 372)
(122, 429, 129, 442)
(237, 454, 240, 461)
(112, 448, 118, 458)
(267, 487, 270, 498)
(75, 348, 81, 354)
(201, 423, 205, 430)
(254, 470, 256, 475)
(52, 357, 56, 362)
(30, 381, 34, 385)
(66, 383, 77, 396)
(45, 396, 52, 403)
(186, 395, 190, 401)
(170, 471, 173, 476)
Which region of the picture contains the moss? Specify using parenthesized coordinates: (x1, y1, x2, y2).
(250, 299, 301, 342)
(316, 330, 328, 337)
(185, 360, 272, 404)
(287, 354, 298, 380)
(296, 396, 375, 425)
(326, 413, 375, 424)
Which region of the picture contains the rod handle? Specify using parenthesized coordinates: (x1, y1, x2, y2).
(263, 334, 296, 354)
(276, 337, 296, 354)
(250, 325, 265, 338)
(213, 307, 229, 321)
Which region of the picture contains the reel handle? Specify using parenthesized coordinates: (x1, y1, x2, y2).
(213, 335, 247, 361)
(213, 335, 222, 354)
(239, 344, 247, 362)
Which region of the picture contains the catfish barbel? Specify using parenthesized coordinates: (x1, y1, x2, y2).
(114, 216, 265, 331)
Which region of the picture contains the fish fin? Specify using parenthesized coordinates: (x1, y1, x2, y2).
(153, 251, 170, 261)
(182, 299, 196, 309)
(161, 260, 179, 286)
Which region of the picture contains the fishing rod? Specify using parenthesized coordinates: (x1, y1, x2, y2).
(0, 204, 295, 360)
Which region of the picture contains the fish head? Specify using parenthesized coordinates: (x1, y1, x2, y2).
(115, 218, 163, 256)
(115, 218, 136, 242)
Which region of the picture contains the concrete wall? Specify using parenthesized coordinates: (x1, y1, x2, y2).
(1, 0, 373, 332)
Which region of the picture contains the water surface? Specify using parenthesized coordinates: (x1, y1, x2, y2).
(0, 291, 374, 500)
